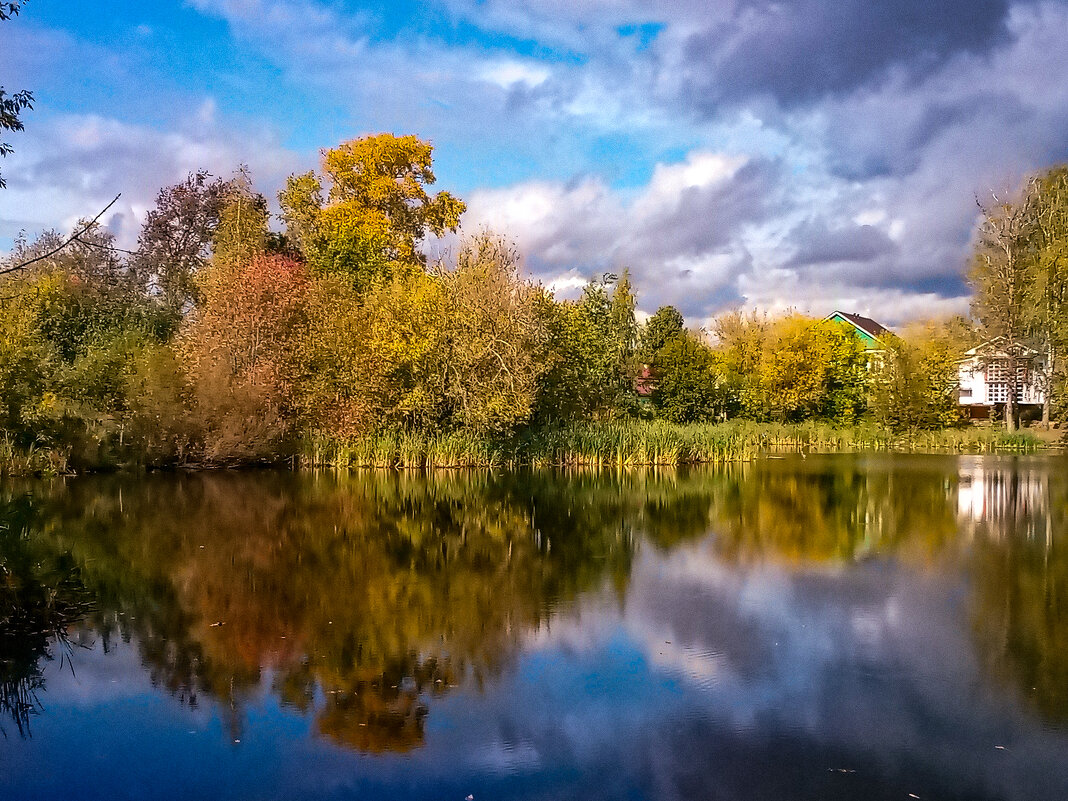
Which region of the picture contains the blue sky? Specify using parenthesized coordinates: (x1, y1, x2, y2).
(2, 0, 1068, 322)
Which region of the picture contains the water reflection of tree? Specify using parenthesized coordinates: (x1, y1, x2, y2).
(685, 457, 963, 564)
(9, 470, 643, 751)
(0, 490, 93, 736)
(3, 458, 1066, 744)
(687, 455, 1068, 723)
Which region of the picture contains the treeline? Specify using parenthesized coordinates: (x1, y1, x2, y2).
(0, 134, 1061, 471)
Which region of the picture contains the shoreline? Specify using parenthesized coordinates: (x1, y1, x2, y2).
(2, 421, 1060, 478)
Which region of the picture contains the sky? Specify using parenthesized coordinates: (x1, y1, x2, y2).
(2, 0, 1068, 325)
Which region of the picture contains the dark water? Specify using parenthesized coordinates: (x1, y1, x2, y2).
(1, 455, 1067, 801)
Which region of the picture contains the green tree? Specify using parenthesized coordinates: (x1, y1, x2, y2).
(535, 272, 639, 422)
(0, 223, 179, 467)
(652, 332, 734, 423)
(640, 305, 685, 363)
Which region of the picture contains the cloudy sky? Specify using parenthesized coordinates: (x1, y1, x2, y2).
(2, 0, 1067, 323)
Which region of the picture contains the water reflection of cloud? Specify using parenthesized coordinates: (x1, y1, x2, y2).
(511, 530, 1068, 801)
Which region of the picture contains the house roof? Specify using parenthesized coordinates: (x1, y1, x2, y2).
(962, 336, 1041, 359)
(825, 311, 890, 340)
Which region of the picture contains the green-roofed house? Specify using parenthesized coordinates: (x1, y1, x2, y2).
(824, 310, 891, 363)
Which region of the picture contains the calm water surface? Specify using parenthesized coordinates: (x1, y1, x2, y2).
(1, 454, 1067, 800)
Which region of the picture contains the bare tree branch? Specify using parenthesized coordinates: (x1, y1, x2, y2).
(0, 194, 121, 276)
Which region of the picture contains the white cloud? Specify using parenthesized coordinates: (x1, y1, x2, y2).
(477, 60, 552, 89)
(464, 149, 772, 317)
(0, 108, 300, 247)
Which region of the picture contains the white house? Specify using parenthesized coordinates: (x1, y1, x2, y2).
(957, 337, 1046, 418)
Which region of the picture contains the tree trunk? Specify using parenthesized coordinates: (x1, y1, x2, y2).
(1005, 353, 1018, 432)
(1043, 342, 1054, 427)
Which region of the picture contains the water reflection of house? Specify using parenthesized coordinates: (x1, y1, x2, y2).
(956, 460, 1050, 540)
(957, 338, 1046, 420)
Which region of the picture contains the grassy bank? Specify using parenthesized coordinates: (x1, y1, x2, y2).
(0, 421, 1048, 477)
(305, 420, 1047, 470)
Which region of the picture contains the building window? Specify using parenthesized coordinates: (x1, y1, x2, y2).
(984, 358, 1029, 404)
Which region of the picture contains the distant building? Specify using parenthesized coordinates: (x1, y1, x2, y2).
(823, 311, 890, 354)
(957, 337, 1046, 419)
(635, 364, 656, 397)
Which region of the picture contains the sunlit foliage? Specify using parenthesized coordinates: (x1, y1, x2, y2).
(280, 134, 465, 292)
(1, 140, 1066, 472)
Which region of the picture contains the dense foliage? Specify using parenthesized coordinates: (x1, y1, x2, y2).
(1, 135, 1064, 471)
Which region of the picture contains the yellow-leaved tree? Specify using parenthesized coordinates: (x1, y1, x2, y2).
(279, 134, 465, 293)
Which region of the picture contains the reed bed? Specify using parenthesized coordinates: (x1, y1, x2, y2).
(0, 435, 70, 477)
(305, 420, 1045, 470)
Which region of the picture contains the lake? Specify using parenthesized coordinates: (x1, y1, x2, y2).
(1, 454, 1066, 800)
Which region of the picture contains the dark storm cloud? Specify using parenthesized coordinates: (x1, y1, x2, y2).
(786, 219, 899, 266)
(822, 91, 1033, 181)
(677, 0, 1015, 110)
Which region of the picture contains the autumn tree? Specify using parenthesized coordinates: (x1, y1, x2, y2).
(869, 324, 964, 434)
(212, 166, 269, 271)
(359, 268, 450, 429)
(967, 188, 1037, 430)
(762, 316, 867, 423)
(709, 313, 866, 423)
(132, 171, 232, 317)
(336, 235, 550, 434)
(180, 254, 310, 464)
(711, 309, 772, 418)
(279, 134, 465, 292)
(1027, 166, 1068, 425)
(298, 275, 375, 437)
(437, 236, 551, 433)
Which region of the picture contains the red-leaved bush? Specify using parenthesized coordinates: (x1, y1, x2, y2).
(180, 255, 310, 464)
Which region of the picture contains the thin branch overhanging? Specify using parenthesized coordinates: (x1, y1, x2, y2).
(0, 193, 122, 276)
